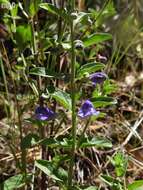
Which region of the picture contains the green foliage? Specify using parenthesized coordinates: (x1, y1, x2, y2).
(79, 136, 112, 148)
(29, 67, 66, 79)
(35, 160, 62, 181)
(90, 1, 116, 27)
(111, 151, 128, 177)
(77, 62, 105, 79)
(100, 175, 124, 190)
(15, 24, 32, 51)
(10, 3, 18, 17)
(1, 174, 31, 190)
(35, 159, 68, 182)
(29, 0, 41, 17)
(103, 80, 118, 95)
(91, 96, 117, 107)
(21, 133, 40, 149)
(39, 3, 70, 20)
(40, 138, 73, 149)
(128, 180, 143, 190)
(83, 33, 112, 47)
(51, 89, 72, 110)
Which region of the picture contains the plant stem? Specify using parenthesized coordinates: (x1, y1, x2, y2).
(77, 118, 91, 149)
(40, 124, 47, 190)
(79, 0, 111, 39)
(67, 0, 76, 189)
(30, 17, 42, 91)
(1, 42, 27, 176)
(51, 0, 65, 135)
(0, 53, 10, 119)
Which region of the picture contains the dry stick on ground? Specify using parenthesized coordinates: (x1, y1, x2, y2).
(122, 110, 143, 146)
(102, 111, 143, 154)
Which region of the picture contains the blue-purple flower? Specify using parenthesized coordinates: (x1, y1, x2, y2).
(35, 106, 56, 121)
(89, 72, 107, 86)
(78, 100, 99, 119)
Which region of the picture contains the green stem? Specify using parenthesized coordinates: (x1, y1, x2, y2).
(0, 55, 10, 119)
(67, 0, 76, 189)
(51, 0, 65, 135)
(30, 17, 42, 91)
(30, 19, 37, 56)
(40, 124, 47, 190)
(79, 0, 111, 39)
(1, 42, 27, 176)
(77, 118, 91, 149)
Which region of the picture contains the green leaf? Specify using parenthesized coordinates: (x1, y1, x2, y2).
(20, 0, 41, 17)
(80, 137, 112, 148)
(21, 133, 40, 149)
(39, 138, 60, 148)
(29, 67, 66, 79)
(100, 175, 123, 189)
(40, 138, 73, 149)
(55, 167, 68, 181)
(83, 33, 112, 47)
(77, 62, 105, 79)
(29, 0, 41, 17)
(51, 155, 70, 168)
(39, 3, 69, 20)
(10, 4, 18, 17)
(3, 174, 31, 190)
(74, 12, 91, 27)
(112, 152, 128, 177)
(57, 138, 73, 149)
(103, 80, 118, 95)
(128, 181, 143, 190)
(15, 24, 32, 51)
(51, 89, 72, 110)
(91, 96, 117, 107)
(35, 160, 62, 181)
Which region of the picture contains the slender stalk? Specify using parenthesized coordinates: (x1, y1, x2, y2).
(51, 0, 65, 135)
(17, 99, 27, 176)
(30, 16, 42, 91)
(31, 2, 47, 189)
(1, 42, 27, 176)
(67, 0, 76, 189)
(79, 0, 111, 39)
(77, 118, 91, 149)
(0, 54, 10, 119)
(40, 124, 47, 190)
(30, 19, 37, 56)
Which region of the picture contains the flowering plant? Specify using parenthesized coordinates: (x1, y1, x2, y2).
(0, 1, 117, 190)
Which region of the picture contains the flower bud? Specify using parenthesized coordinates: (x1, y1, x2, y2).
(74, 40, 84, 50)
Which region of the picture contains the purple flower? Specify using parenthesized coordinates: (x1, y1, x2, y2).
(35, 106, 56, 121)
(78, 100, 99, 119)
(89, 72, 107, 86)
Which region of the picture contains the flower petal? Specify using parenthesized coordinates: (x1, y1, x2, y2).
(35, 106, 56, 121)
(78, 100, 99, 119)
(89, 72, 107, 85)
